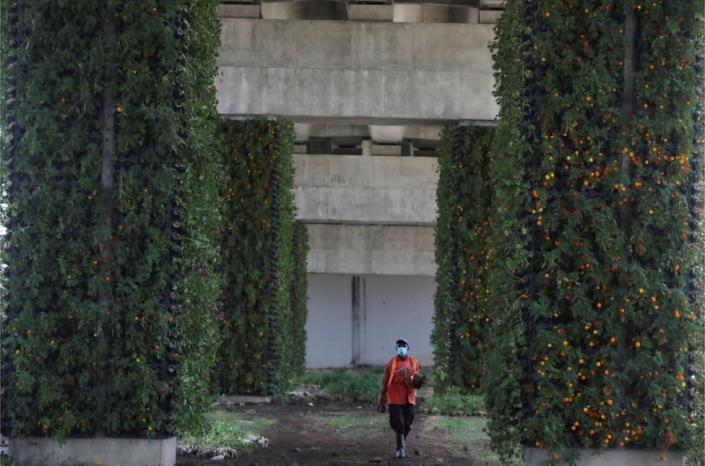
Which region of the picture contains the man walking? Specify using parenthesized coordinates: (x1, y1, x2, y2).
(377, 338, 423, 459)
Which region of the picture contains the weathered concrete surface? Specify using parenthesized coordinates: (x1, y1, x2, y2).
(523, 447, 685, 466)
(293, 154, 438, 225)
(9, 437, 176, 466)
(305, 273, 354, 368)
(362, 274, 434, 366)
(216, 19, 497, 122)
(306, 224, 435, 276)
(305, 274, 434, 368)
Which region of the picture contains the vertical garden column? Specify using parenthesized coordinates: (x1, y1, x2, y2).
(1, 1, 222, 464)
(432, 125, 494, 392)
(290, 221, 309, 377)
(219, 119, 297, 397)
(485, 0, 703, 463)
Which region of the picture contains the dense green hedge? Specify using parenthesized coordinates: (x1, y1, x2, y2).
(0, 0, 221, 438)
(432, 125, 494, 393)
(218, 119, 297, 397)
(485, 0, 703, 461)
(290, 221, 309, 377)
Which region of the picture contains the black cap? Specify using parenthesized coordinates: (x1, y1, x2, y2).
(395, 338, 409, 348)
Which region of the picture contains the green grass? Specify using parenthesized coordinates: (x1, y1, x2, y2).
(421, 389, 485, 416)
(295, 368, 383, 402)
(179, 410, 275, 451)
(435, 417, 489, 442)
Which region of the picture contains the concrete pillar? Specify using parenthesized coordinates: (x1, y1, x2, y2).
(9, 437, 176, 466)
(523, 447, 685, 466)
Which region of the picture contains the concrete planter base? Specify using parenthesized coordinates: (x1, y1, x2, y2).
(9, 436, 176, 466)
(523, 447, 685, 466)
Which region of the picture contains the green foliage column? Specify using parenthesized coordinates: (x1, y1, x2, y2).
(171, 0, 223, 433)
(483, 0, 534, 460)
(218, 119, 296, 397)
(290, 221, 309, 377)
(433, 125, 494, 392)
(488, 0, 703, 460)
(1, 0, 222, 438)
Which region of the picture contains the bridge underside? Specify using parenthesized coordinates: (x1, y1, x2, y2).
(215, 4, 499, 367)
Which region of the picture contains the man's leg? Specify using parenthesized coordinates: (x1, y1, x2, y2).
(388, 404, 405, 458)
(402, 403, 416, 439)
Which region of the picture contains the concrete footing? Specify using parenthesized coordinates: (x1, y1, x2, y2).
(9, 436, 176, 466)
(523, 447, 685, 466)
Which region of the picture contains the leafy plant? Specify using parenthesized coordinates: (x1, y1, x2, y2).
(295, 368, 383, 402)
(1, 0, 222, 438)
(484, 0, 704, 462)
(432, 126, 495, 393)
(421, 389, 486, 417)
(217, 119, 297, 397)
(290, 221, 309, 377)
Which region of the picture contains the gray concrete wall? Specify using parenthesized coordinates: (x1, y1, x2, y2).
(293, 154, 438, 225)
(305, 274, 354, 368)
(9, 437, 176, 466)
(216, 19, 498, 122)
(306, 224, 435, 276)
(362, 275, 434, 366)
(304, 273, 435, 368)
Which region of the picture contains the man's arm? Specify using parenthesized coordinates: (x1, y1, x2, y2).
(378, 360, 391, 401)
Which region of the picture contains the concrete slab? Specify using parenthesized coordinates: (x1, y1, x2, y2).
(293, 154, 438, 225)
(215, 19, 498, 122)
(9, 437, 176, 466)
(479, 9, 502, 24)
(305, 224, 435, 276)
(217, 4, 261, 19)
(523, 447, 686, 466)
(350, 4, 393, 22)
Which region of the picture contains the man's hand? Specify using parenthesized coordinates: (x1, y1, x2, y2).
(376, 391, 387, 413)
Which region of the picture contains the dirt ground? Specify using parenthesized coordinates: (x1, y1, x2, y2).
(177, 400, 504, 466)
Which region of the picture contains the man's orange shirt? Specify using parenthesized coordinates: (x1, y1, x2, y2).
(381, 356, 420, 405)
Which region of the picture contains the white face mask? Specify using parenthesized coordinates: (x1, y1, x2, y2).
(396, 346, 408, 358)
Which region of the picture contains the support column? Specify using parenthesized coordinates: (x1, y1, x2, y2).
(351, 275, 366, 365)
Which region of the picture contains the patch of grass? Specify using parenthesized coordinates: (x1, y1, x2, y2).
(421, 389, 485, 416)
(179, 410, 274, 451)
(295, 368, 383, 402)
(437, 417, 488, 442)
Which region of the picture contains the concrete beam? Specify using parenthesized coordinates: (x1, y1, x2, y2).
(293, 154, 438, 225)
(216, 19, 498, 122)
(306, 224, 436, 275)
(479, 9, 502, 23)
(218, 4, 261, 18)
(350, 4, 393, 21)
